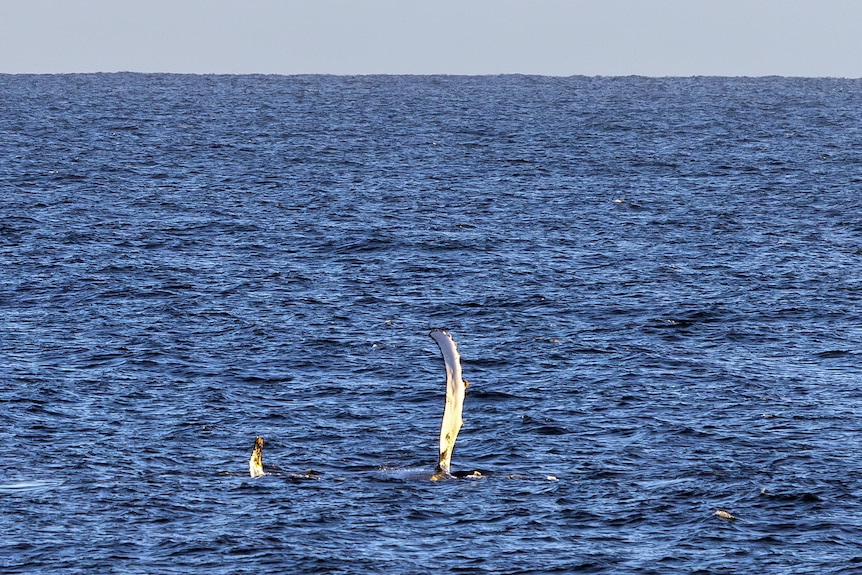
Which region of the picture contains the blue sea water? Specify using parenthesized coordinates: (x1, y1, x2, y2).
(1, 73, 862, 574)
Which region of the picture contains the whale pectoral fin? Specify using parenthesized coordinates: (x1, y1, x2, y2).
(430, 329, 467, 477)
(434, 452, 452, 479)
(249, 436, 265, 478)
(437, 449, 449, 472)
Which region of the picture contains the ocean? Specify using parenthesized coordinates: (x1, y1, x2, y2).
(1, 73, 861, 574)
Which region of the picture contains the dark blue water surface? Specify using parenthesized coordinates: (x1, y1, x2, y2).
(2, 74, 862, 573)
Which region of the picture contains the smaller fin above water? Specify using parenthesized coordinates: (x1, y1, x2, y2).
(249, 436, 265, 478)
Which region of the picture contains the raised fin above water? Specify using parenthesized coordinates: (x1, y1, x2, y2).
(429, 329, 468, 477)
(249, 436, 265, 477)
(244, 331, 470, 480)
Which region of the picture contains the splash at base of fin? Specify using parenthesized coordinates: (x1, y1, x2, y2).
(431, 469, 484, 481)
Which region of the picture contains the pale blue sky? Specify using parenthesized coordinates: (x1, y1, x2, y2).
(1, 0, 860, 76)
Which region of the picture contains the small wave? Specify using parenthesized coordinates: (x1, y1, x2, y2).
(815, 349, 853, 359)
(0, 479, 64, 494)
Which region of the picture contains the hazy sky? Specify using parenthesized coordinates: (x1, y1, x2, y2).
(1, 0, 860, 77)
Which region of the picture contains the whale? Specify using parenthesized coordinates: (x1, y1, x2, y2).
(429, 328, 469, 479)
(246, 435, 320, 479)
(246, 329, 472, 480)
